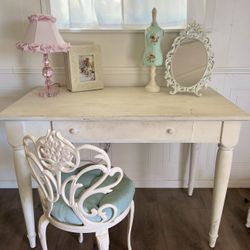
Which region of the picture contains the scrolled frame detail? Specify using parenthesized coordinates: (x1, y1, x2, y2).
(165, 22, 215, 96)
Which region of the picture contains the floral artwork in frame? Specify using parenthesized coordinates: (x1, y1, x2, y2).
(66, 45, 103, 92)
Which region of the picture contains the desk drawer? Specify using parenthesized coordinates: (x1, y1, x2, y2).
(53, 120, 195, 143)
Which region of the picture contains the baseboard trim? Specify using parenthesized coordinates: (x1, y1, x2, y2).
(134, 179, 250, 188)
(133, 179, 212, 188)
(0, 180, 37, 189)
(1, 179, 250, 189)
(0, 180, 18, 188)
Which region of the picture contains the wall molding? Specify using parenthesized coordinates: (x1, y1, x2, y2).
(1, 66, 250, 76)
(213, 67, 250, 74)
(0, 67, 65, 74)
(1, 65, 250, 109)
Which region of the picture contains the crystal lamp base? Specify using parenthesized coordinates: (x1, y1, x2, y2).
(38, 84, 59, 97)
(39, 53, 60, 97)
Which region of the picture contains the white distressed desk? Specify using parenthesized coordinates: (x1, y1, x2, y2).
(0, 87, 249, 248)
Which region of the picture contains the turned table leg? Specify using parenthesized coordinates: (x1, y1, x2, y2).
(209, 121, 241, 248)
(209, 144, 233, 248)
(246, 207, 250, 228)
(6, 122, 36, 248)
(188, 143, 200, 196)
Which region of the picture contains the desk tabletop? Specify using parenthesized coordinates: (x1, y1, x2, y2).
(0, 87, 249, 121)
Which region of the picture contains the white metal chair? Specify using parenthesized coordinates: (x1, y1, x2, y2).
(23, 130, 135, 250)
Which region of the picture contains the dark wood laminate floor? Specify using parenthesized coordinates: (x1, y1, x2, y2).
(1, 188, 250, 250)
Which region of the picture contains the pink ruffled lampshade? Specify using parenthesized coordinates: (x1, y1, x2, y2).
(16, 14, 70, 53)
(16, 14, 70, 97)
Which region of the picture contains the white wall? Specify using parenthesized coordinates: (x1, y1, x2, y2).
(0, 0, 250, 188)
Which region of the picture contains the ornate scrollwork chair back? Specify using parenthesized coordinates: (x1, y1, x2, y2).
(23, 130, 135, 250)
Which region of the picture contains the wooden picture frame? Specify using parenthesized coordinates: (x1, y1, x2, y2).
(66, 45, 103, 92)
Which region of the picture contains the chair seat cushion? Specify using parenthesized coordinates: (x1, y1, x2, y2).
(50, 166, 135, 225)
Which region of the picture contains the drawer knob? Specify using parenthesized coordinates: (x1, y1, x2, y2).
(166, 128, 174, 135)
(69, 128, 79, 135)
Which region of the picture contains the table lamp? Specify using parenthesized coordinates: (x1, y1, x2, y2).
(16, 14, 70, 97)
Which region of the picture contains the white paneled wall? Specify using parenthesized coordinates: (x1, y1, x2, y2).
(0, 0, 250, 188)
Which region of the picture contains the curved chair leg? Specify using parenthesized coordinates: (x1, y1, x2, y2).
(127, 201, 135, 250)
(38, 214, 49, 250)
(96, 230, 109, 250)
(246, 207, 250, 228)
(78, 233, 84, 243)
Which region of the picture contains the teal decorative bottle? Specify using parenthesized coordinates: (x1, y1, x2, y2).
(143, 8, 164, 92)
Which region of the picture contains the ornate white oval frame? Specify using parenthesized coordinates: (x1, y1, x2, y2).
(165, 22, 214, 96)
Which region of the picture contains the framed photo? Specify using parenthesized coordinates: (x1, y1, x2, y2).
(66, 45, 103, 92)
